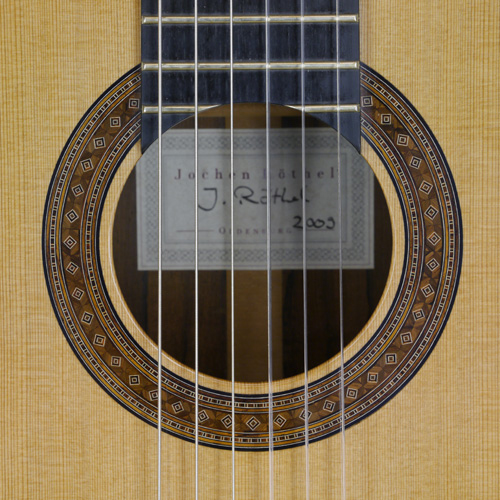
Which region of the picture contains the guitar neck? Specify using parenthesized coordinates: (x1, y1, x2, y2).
(140, 0, 361, 151)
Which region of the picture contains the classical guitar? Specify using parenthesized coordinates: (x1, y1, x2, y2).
(1, 0, 499, 499)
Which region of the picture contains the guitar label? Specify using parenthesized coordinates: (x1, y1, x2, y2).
(136, 128, 374, 270)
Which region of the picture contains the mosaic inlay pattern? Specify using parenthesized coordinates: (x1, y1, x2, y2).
(43, 65, 462, 450)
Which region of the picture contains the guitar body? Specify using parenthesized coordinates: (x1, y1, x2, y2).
(1, 1, 498, 499)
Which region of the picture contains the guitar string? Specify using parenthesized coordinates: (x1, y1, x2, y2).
(155, 5, 345, 500)
(299, 1, 310, 499)
(194, 0, 200, 499)
(229, 0, 236, 499)
(264, 0, 274, 498)
(335, 0, 347, 499)
(156, 0, 163, 499)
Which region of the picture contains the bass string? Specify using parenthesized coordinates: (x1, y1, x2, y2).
(229, 0, 236, 498)
(156, 0, 163, 499)
(264, 0, 274, 498)
(335, 0, 347, 499)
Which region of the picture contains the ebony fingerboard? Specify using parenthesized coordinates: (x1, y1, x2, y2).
(141, 0, 360, 151)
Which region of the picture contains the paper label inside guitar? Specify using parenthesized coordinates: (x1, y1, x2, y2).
(136, 128, 374, 270)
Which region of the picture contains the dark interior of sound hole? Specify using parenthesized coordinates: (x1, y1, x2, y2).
(112, 104, 392, 382)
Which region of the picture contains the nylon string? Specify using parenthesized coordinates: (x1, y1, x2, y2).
(194, 1, 200, 499)
(229, 0, 236, 499)
(299, 1, 310, 499)
(264, 1, 274, 499)
(156, 0, 163, 498)
(335, 1, 347, 499)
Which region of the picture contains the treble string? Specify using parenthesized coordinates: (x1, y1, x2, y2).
(156, 0, 163, 499)
(299, 0, 310, 499)
(264, 0, 274, 498)
(335, 0, 347, 499)
(194, 0, 200, 499)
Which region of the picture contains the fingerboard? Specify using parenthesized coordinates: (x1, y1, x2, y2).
(141, 0, 360, 151)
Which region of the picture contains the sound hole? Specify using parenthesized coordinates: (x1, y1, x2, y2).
(113, 104, 392, 382)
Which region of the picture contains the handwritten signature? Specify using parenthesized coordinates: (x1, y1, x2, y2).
(198, 185, 310, 212)
(197, 186, 335, 231)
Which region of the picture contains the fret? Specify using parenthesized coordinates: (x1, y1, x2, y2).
(142, 61, 359, 72)
(142, 15, 359, 25)
(141, 70, 360, 108)
(143, 105, 218, 114)
(141, 0, 361, 151)
(143, 104, 360, 114)
(142, 0, 359, 17)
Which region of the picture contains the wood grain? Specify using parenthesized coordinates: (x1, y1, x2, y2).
(1, 1, 499, 499)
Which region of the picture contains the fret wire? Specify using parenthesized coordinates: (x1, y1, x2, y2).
(142, 104, 360, 114)
(142, 61, 359, 71)
(142, 14, 359, 25)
